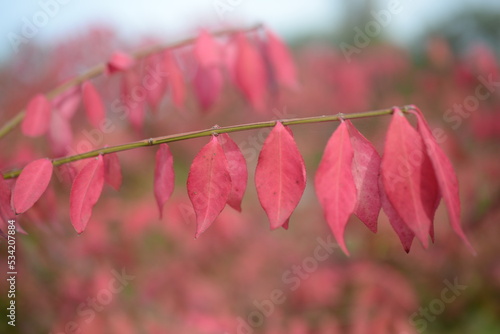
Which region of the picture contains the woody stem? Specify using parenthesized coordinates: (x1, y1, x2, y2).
(1, 105, 415, 179)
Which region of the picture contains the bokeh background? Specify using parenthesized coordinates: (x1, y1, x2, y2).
(1, 0, 500, 333)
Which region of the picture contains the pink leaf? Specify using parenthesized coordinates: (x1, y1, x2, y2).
(70, 156, 105, 233)
(106, 51, 134, 74)
(410, 107, 476, 254)
(381, 109, 439, 248)
(22, 94, 52, 137)
(103, 153, 122, 191)
(255, 122, 306, 229)
(48, 111, 73, 156)
(52, 85, 81, 120)
(145, 54, 168, 111)
(187, 136, 231, 237)
(82, 81, 105, 128)
(154, 144, 175, 218)
(194, 29, 221, 68)
(128, 101, 146, 133)
(193, 66, 223, 111)
(121, 70, 146, 132)
(379, 177, 414, 252)
(234, 33, 267, 111)
(315, 122, 357, 256)
(12, 158, 53, 214)
(345, 120, 381, 233)
(265, 28, 298, 89)
(164, 51, 185, 108)
(219, 133, 248, 212)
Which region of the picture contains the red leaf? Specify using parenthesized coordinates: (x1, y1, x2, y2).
(128, 101, 146, 133)
(410, 108, 476, 254)
(164, 51, 185, 108)
(235, 33, 267, 111)
(121, 70, 146, 132)
(82, 81, 105, 128)
(0, 178, 15, 221)
(379, 177, 414, 252)
(255, 122, 306, 229)
(154, 144, 175, 218)
(219, 133, 248, 212)
(52, 85, 81, 120)
(265, 28, 298, 89)
(187, 136, 231, 237)
(282, 219, 290, 230)
(48, 111, 73, 156)
(145, 54, 168, 111)
(345, 120, 381, 233)
(106, 51, 134, 74)
(381, 110, 439, 248)
(70, 156, 105, 233)
(194, 29, 221, 68)
(194, 66, 223, 111)
(12, 158, 53, 214)
(315, 122, 357, 255)
(103, 153, 122, 191)
(22, 94, 52, 137)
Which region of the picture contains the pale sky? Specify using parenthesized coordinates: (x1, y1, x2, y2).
(1, 0, 499, 61)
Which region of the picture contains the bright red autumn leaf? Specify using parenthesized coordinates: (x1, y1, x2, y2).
(255, 122, 306, 230)
(219, 133, 248, 212)
(82, 81, 105, 128)
(315, 121, 357, 256)
(164, 51, 185, 108)
(345, 120, 381, 233)
(103, 153, 122, 191)
(70, 156, 105, 233)
(187, 136, 231, 237)
(106, 51, 135, 74)
(410, 107, 476, 254)
(379, 177, 414, 252)
(21, 93, 52, 137)
(12, 158, 53, 214)
(194, 29, 221, 68)
(193, 66, 223, 111)
(234, 33, 267, 111)
(381, 109, 439, 248)
(265, 28, 298, 89)
(154, 144, 175, 218)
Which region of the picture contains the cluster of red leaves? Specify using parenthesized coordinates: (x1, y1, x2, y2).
(0, 27, 475, 256)
(1, 107, 474, 255)
(181, 106, 473, 255)
(1, 26, 297, 234)
(18, 27, 297, 156)
(3, 27, 498, 333)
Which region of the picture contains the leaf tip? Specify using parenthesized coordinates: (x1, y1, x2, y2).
(462, 237, 477, 256)
(335, 235, 350, 256)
